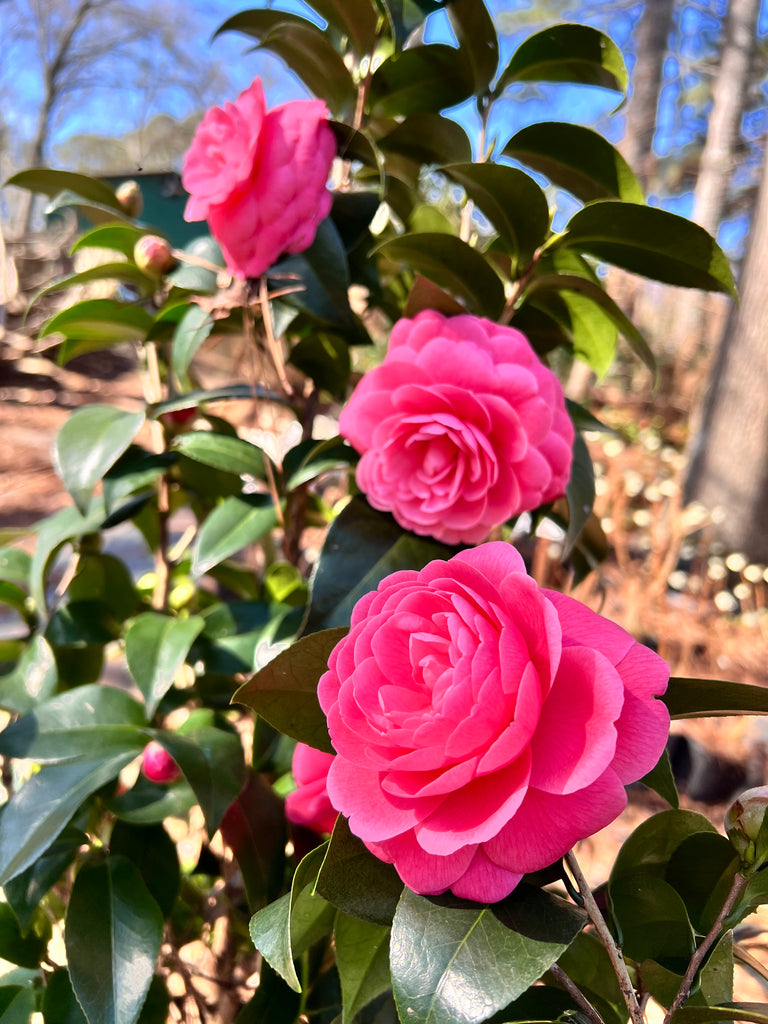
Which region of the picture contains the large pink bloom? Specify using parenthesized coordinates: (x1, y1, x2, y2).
(318, 542, 670, 903)
(285, 742, 338, 836)
(339, 311, 574, 545)
(182, 77, 336, 279)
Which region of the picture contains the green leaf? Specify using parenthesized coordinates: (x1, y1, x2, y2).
(104, 776, 196, 826)
(67, 553, 140, 621)
(664, 677, 768, 719)
(665, 833, 739, 934)
(29, 505, 105, 613)
(504, 123, 643, 204)
(30, 263, 157, 307)
(316, 816, 404, 926)
(524, 271, 655, 376)
(0, 753, 138, 885)
(370, 44, 474, 117)
(289, 332, 351, 398)
(0, 636, 57, 713)
(0, 549, 30, 590)
(109, 821, 180, 918)
(4, 825, 85, 933)
(610, 809, 717, 887)
(309, 0, 379, 55)
(53, 405, 145, 513)
(149, 384, 283, 420)
(563, 432, 595, 559)
(152, 724, 246, 834)
(283, 436, 356, 490)
(674, 1007, 768, 1024)
(446, 0, 499, 94)
(378, 114, 472, 167)
(305, 496, 460, 632)
(5, 168, 122, 209)
(0, 987, 36, 1023)
(609, 873, 695, 962)
(0, 902, 49, 967)
(639, 748, 679, 809)
(42, 967, 89, 1024)
(125, 612, 205, 718)
(192, 495, 279, 576)
(335, 913, 391, 1024)
(40, 299, 153, 357)
(233, 628, 345, 754)
(254, 22, 356, 116)
(172, 431, 267, 478)
(558, 201, 738, 298)
(71, 223, 148, 259)
(554, 931, 626, 1024)
(441, 163, 550, 270)
(102, 446, 171, 511)
(65, 855, 163, 1024)
(289, 845, 337, 957)
(45, 190, 132, 226)
(391, 886, 585, 1024)
(375, 232, 505, 319)
(495, 24, 628, 95)
(171, 305, 214, 385)
(219, 772, 287, 911)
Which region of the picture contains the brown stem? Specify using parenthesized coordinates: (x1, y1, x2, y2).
(144, 340, 172, 611)
(549, 963, 605, 1024)
(258, 275, 293, 396)
(243, 300, 285, 530)
(565, 851, 645, 1024)
(499, 249, 544, 325)
(283, 387, 318, 566)
(663, 871, 747, 1024)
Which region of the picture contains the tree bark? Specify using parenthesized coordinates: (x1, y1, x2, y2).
(683, 144, 768, 561)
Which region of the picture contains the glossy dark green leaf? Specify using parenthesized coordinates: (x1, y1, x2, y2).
(639, 748, 679, 809)
(65, 855, 163, 1024)
(674, 1007, 768, 1024)
(610, 809, 717, 887)
(166, 235, 222, 293)
(0, 753, 137, 885)
(41, 298, 153, 355)
(192, 495, 278, 576)
(214, 7, 318, 41)
(665, 832, 739, 934)
(102, 447, 171, 510)
(171, 305, 214, 385)
(67, 553, 140, 621)
(370, 45, 474, 117)
(447, 0, 499, 94)
(525, 287, 617, 376)
(4, 824, 86, 933)
(30, 263, 157, 308)
(562, 432, 594, 559)
(234, 628, 345, 754)
(554, 931, 625, 1024)
(0, 902, 49, 967)
(441, 163, 550, 270)
(305, 496, 460, 633)
(70, 223, 148, 259)
(254, 22, 356, 116)
(152, 724, 246, 834)
(0, 986, 36, 1023)
(376, 233, 505, 319)
(0, 549, 30, 590)
(109, 821, 180, 918)
(290, 845, 337, 957)
(42, 967, 89, 1024)
(335, 913, 391, 1024)
(220, 771, 287, 910)
(609, 872, 695, 962)
(149, 384, 284, 420)
(524, 271, 655, 375)
(0, 636, 57, 713)
(125, 612, 205, 719)
(28, 506, 105, 614)
(504, 122, 643, 204)
(378, 114, 472, 167)
(104, 775, 196, 826)
(283, 436, 356, 491)
(172, 431, 267, 479)
(45, 190, 133, 226)
(664, 677, 768, 719)
(391, 886, 585, 1024)
(495, 24, 628, 95)
(558, 201, 738, 298)
(5, 168, 122, 209)
(309, 0, 379, 54)
(289, 332, 350, 397)
(53, 405, 145, 513)
(316, 816, 403, 926)
(377, 0, 448, 48)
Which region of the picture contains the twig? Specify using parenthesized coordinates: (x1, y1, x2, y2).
(565, 850, 644, 1024)
(258, 274, 293, 396)
(549, 963, 605, 1024)
(663, 871, 747, 1024)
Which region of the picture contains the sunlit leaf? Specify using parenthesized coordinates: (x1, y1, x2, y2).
(495, 24, 628, 95)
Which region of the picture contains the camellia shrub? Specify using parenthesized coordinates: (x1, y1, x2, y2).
(2, 1, 767, 1023)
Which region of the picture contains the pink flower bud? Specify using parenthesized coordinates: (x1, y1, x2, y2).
(725, 786, 768, 863)
(134, 235, 176, 276)
(141, 741, 182, 784)
(115, 179, 143, 218)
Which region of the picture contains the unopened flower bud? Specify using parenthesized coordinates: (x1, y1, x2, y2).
(141, 740, 182, 784)
(115, 179, 143, 218)
(134, 235, 176, 276)
(725, 786, 768, 864)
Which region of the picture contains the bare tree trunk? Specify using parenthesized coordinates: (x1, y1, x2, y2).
(676, 0, 760, 362)
(683, 145, 768, 562)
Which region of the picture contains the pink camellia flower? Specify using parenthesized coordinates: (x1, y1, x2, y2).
(182, 77, 336, 280)
(318, 542, 670, 903)
(285, 742, 338, 836)
(338, 311, 574, 545)
(141, 741, 183, 785)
